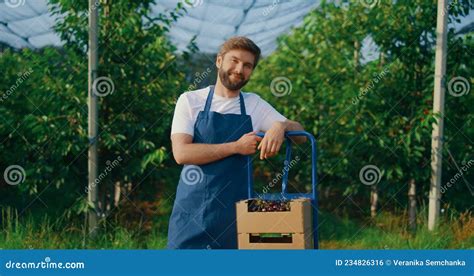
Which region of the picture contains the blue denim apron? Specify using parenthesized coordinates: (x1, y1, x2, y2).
(167, 86, 253, 249)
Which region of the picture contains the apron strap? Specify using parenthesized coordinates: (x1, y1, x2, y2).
(239, 92, 247, 115)
(203, 86, 214, 113)
(203, 85, 247, 115)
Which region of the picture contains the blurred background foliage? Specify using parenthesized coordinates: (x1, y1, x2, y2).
(0, 0, 472, 248)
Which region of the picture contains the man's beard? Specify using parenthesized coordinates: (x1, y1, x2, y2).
(219, 68, 249, 91)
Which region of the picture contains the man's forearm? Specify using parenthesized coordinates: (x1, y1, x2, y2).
(174, 142, 237, 165)
(281, 120, 307, 144)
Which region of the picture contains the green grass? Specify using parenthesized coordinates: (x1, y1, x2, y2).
(318, 208, 474, 249)
(1, 207, 472, 249)
(0, 207, 168, 249)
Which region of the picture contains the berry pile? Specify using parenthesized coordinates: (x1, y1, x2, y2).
(247, 199, 291, 212)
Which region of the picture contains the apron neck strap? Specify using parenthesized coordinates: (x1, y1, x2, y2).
(238, 92, 246, 115)
(203, 86, 214, 113)
(204, 86, 247, 115)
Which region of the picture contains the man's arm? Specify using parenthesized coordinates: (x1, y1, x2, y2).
(277, 119, 307, 144)
(258, 119, 307, 159)
(171, 132, 262, 165)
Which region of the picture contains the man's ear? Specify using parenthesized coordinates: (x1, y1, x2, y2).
(216, 54, 222, 69)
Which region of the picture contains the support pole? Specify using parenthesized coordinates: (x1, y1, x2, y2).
(428, 0, 448, 231)
(87, 0, 99, 235)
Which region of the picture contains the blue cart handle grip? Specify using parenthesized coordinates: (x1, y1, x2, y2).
(246, 130, 317, 201)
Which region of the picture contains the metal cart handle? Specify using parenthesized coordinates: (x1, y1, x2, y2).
(246, 130, 318, 201)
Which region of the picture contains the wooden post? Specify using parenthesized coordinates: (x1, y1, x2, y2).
(370, 184, 378, 218)
(87, 0, 99, 235)
(428, 0, 448, 231)
(408, 179, 417, 232)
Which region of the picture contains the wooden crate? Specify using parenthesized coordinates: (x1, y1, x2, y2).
(236, 198, 313, 249)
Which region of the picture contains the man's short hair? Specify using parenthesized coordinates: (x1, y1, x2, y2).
(218, 36, 261, 68)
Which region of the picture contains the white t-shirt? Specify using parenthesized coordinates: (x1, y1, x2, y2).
(171, 86, 287, 137)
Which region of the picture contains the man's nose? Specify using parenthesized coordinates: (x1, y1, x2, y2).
(234, 63, 244, 74)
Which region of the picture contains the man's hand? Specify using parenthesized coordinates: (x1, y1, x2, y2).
(233, 131, 263, 155)
(258, 121, 285, 160)
(256, 120, 307, 160)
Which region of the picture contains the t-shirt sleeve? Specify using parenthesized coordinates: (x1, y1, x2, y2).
(171, 94, 194, 137)
(256, 96, 287, 132)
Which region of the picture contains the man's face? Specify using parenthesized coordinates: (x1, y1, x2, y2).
(216, 49, 255, 91)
